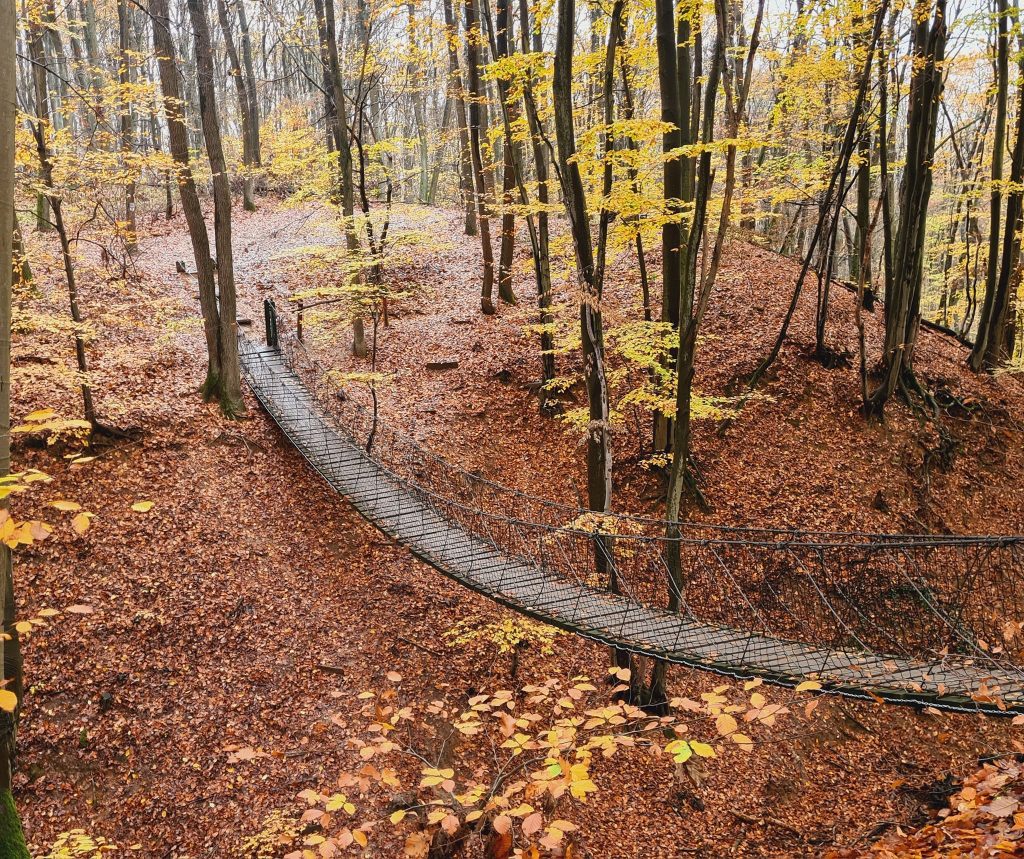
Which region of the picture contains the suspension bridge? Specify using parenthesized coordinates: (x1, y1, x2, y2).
(238, 315, 1024, 716)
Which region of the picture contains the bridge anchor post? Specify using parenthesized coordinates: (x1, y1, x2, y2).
(264, 298, 278, 348)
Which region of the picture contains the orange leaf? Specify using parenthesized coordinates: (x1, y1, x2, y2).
(486, 830, 512, 859)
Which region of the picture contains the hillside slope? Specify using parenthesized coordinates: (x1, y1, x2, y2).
(9, 202, 1024, 857)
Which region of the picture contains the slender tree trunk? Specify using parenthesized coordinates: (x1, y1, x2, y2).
(150, 0, 222, 397)
(491, 0, 517, 305)
(867, 0, 946, 414)
(117, 0, 138, 254)
(187, 0, 245, 417)
(552, 0, 612, 514)
(216, 0, 258, 211)
(406, 1, 431, 203)
(971, 0, 1009, 369)
(0, 0, 28, 848)
(854, 123, 872, 287)
(465, 0, 495, 313)
(518, 0, 554, 393)
(315, 0, 368, 356)
(973, 0, 1022, 371)
(442, 0, 476, 235)
(656, 0, 682, 330)
(236, 0, 262, 175)
(28, 14, 96, 426)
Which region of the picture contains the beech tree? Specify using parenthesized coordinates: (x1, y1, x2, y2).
(0, 0, 27, 850)
(186, 0, 245, 417)
(464, 0, 496, 314)
(867, 0, 947, 414)
(150, 0, 223, 405)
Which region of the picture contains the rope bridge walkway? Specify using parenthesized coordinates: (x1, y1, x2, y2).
(238, 318, 1024, 716)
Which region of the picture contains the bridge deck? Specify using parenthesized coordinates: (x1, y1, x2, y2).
(239, 339, 1024, 714)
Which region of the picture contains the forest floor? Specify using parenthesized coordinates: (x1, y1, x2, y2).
(10, 199, 1024, 857)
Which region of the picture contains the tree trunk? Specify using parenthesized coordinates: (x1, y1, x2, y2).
(867, 0, 946, 414)
(972, 0, 1021, 371)
(406, 1, 431, 204)
(117, 0, 138, 254)
(652, 0, 686, 452)
(442, 0, 477, 235)
(150, 0, 223, 398)
(28, 13, 96, 426)
(465, 0, 495, 313)
(0, 0, 29, 847)
(236, 0, 262, 175)
(490, 0, 517, 305)
(187, 0, 245, 417)
(216, 0, 258, 211)
(518, 0, 554, 393)
(315, 0, 368, 357)
(552, 0, 612, 515)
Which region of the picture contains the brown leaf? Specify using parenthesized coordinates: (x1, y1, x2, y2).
(486, 830, 513, 859)
(522, 812, 543, 836)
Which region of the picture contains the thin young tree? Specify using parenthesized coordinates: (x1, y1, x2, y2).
(117, 0, 138, 254)
(150, 0, 222, 402)
(313, 0, 368, 357)
(186, 0, 245, 416)
(552, 0, 612, 517)
(27, 9, 97, 427)
(518, 0, 555, 397)
(492, 0, 517, 306)
(465, 0, 496, 313)
(971, 0, 1023, 371)
(442, 0, 477, 235)
(216, 0, 259, 211)
(0, 0, 28, 849)
(867, 0, 947, 414)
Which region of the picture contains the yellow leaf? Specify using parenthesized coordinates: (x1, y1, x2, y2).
(0, 690, 16, 713)
(352, 830, 368, 848)
(715, 713, 738, 736)
(730, 733, 754, 750)
(795, 680, 821, 693)
(131, 501, 155, 513)
(389, 809, 407, 825)
(49, 500, 81, 512)
(71, 512, 92, 534)
(14, 621, 32, 635)
(665, 739, 692, 763)
(691, 741, 716, 758)
(23, 409, 55, 422)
